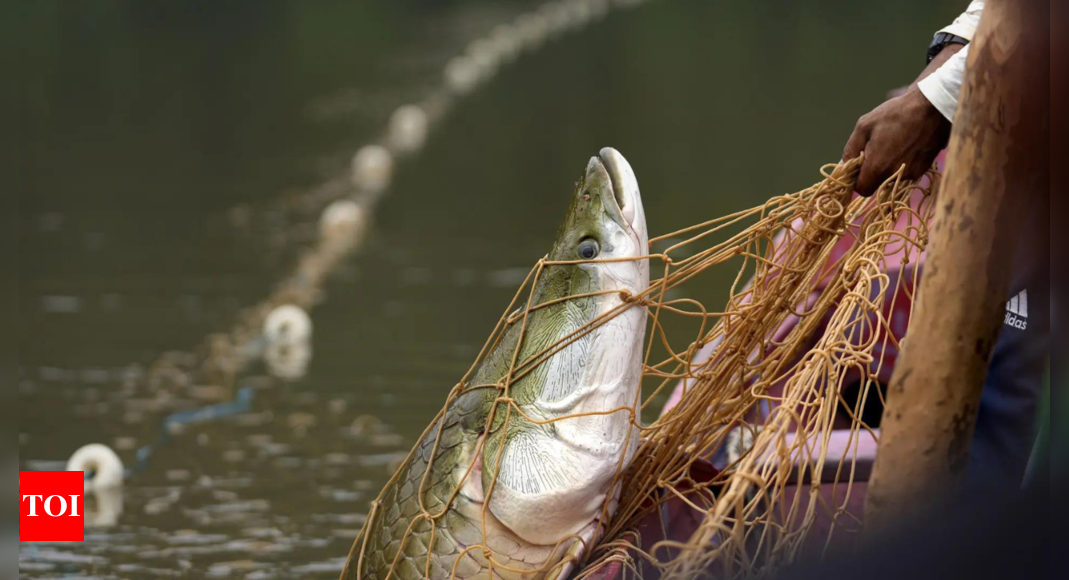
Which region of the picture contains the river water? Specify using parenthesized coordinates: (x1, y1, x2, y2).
(18, 0, 958, 577)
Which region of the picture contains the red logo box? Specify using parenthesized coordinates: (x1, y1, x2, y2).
(20, 471, 84, 542)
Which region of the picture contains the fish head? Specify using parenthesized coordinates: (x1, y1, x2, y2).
(546, 147, 649, 297)
(471, 149, 650, 546)
(511, 147, 650, 412)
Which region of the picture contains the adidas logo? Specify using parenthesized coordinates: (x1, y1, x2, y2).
(1004, 289, 1028, 330)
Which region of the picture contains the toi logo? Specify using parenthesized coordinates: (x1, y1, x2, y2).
(20, 471, 85, 541)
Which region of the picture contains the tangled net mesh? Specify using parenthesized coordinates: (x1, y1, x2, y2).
(346, 156, 938, 580)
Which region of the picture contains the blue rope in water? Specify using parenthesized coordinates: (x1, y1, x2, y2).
(130, 386, 256, 477)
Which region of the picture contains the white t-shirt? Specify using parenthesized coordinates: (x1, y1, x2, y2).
(917, 1, 985, 121)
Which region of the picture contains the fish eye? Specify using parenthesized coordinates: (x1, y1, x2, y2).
(577, 238, 600, 260)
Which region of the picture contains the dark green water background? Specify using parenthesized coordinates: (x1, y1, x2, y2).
(18, 0, 960, 577)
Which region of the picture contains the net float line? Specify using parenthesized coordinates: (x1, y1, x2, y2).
(137, 0, 669, 395)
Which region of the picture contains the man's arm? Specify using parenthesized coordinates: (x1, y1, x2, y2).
(842, 46, 961, 196)
(917, 46, 970, 121)
(843, 1, 983, 196)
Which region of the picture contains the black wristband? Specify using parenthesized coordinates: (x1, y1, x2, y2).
(927, 32, 969, 63)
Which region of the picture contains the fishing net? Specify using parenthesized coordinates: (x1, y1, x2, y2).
(344, 156, 938, 580)
(579, 158, 935, 580)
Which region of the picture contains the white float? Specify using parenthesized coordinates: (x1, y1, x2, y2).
(320, 199, 365, 241)
(540, 1, 573, 35)
(387, 104, 429, 154)
(467, 37, 500, 78)
(515, 13, 550, 51)
(263, 304, 312, 345)
(351, 145, 394, 193)
(67, 443, 124, 491)
(444, 55, 481, 95)
(489, 24, 523, 63)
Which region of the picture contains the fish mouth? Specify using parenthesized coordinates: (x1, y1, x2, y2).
(587, 147, 644, 237)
